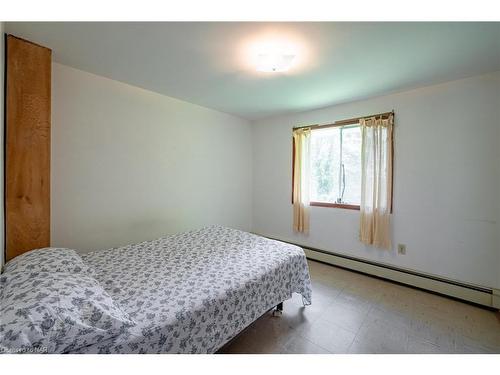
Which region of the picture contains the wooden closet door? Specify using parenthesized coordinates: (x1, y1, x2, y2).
(5, 35, 52, 261)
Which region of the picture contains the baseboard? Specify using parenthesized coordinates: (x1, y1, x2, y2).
(492, 289, 500, 309)
(303, 247, 497, 309)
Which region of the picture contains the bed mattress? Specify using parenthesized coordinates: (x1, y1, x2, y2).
(72, 226, 312, 353)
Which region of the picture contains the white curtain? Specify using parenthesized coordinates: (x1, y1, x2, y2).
(292, 128, 311, 233)
(359, 115, 394, 249)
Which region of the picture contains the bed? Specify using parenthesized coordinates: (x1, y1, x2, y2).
(0, 226, 312, 354)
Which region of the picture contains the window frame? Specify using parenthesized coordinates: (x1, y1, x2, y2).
(291, 111, 394, 211)
(309, 201, 361, 210)
(308, 119, 362, 210)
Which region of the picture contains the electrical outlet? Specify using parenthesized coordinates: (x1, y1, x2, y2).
(397, 244, 406, 255)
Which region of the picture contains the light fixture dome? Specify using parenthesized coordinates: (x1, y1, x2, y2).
(256, 53, 296, 72)
(241, 32, 308, 75)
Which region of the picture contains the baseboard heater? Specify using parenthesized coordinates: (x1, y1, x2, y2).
(259, 235, 499, 309)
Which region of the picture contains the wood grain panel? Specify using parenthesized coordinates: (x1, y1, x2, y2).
(5, 35, 51, 261)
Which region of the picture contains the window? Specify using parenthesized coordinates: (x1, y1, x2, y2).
(292, 112, 394, 216)
(309, 124, 362, 209)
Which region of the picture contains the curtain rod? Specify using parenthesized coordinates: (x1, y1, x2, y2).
(293, 110, 394, 131)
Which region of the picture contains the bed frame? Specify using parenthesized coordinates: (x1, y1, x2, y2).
(272, 302, 283, 316)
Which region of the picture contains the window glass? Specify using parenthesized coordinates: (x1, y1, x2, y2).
(310, 125, 361, 205)
(310, 128, 340, 203)
(340, 126, 362, 205)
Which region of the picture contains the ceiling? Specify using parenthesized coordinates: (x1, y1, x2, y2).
(6, 22, 500, 120)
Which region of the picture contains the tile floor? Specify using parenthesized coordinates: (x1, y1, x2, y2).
(218, 260, 500, 354)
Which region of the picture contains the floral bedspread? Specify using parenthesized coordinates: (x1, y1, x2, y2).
(73, 226, 312, 353)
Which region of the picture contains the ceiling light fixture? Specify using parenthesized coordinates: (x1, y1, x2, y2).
(256, 53, 296, 72)
(241, 33, 308, 74)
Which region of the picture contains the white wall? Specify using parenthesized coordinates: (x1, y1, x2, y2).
(52, 63, 253, 252)
(252, 72, 500, 289)
(0, 23, 4, 269)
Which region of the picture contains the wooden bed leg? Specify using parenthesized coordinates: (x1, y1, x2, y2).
(272, 302, 283, 317)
